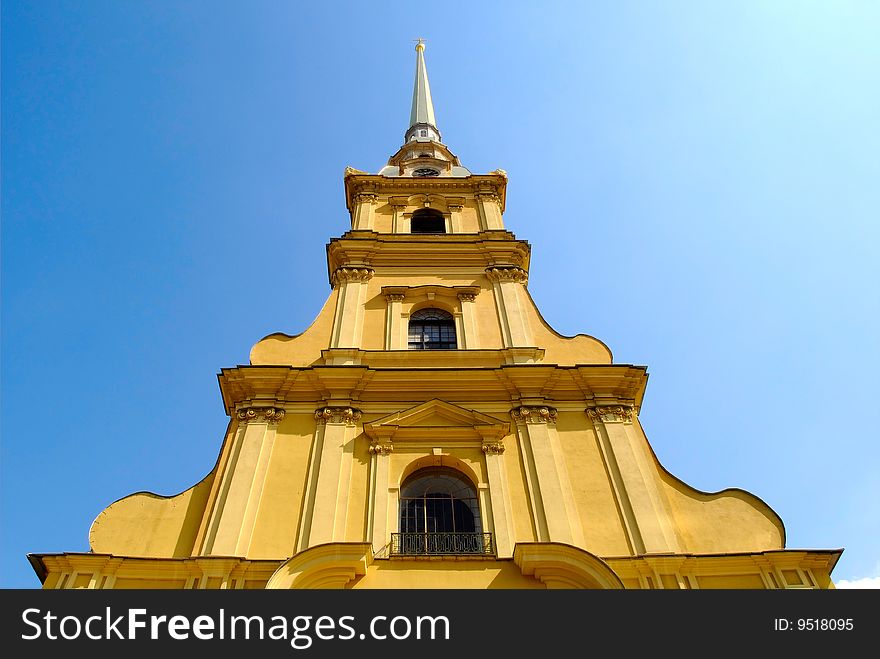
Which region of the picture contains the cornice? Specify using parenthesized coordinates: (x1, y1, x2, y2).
(326, 233, 531, 283)
(217, 364, 648, 416)
(343, 172, 508, 214)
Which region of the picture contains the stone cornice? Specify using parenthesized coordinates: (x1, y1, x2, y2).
(315, 406, 363, 426)
(236, 407, 285, 425)
(585, 405, 634, 423)
(485, 266, 528, 284)
(326, 233, 530, 280)
(343, 172, 507, 214)
(218, 364, 648, 417)
(510, 406, 558, 424)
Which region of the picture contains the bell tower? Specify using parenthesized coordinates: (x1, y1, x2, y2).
(30, 43, 841, 590)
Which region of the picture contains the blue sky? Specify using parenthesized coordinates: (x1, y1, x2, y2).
(2, 1, 878, 588)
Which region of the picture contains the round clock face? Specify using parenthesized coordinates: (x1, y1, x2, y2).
(413, 168, 440, 177)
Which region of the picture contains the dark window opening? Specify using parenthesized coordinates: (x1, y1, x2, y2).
(411, 208, 445, 233)
(394, 467, 493, 555)
(408, 308, 456, 350)
(399, 467, 481, 533)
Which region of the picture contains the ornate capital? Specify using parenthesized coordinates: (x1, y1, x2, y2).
(354, 192, 378, 205)
(237, 407, 285, 424)
(447, 204, 464, 212)
(511, 406, 557, 424)
(475, 191, 501, 205)
(330, 267, 374, 288)
(485, 266, 528, 284)
(369, 441, 393, 455)
(481, 441, 506, 455)
(315, 406, 363, 426)
(458, 292, 476, 303)
(586, 406, 634, 423)
(385, 293, 406, 303)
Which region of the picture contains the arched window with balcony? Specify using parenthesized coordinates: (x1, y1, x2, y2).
(408, 308, 456, 350)
(393, 467, 493, 555)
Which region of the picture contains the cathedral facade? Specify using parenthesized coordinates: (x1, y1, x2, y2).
(30, 43, 839, 589)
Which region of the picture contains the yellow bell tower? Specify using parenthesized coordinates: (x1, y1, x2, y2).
(30, 43, 840, 590)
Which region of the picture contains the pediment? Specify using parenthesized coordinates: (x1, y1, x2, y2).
(364, 399, 509, 442)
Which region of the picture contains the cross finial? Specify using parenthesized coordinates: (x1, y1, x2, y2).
(415, 38, 426, 52)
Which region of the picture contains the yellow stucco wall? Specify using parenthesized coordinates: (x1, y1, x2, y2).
(89, 473, 215, 558)
(250, 289, 338, 366)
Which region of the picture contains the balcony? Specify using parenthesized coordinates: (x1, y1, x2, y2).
(390, 532, 495, 557)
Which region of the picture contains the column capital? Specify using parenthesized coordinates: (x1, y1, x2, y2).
(475, 191, 501, 205)
(369, 440, 394, 455)
(330, 267, 374, 288)
(510, 405, 557, 424)
(458, 292, 476, 303)
(585, 405, 634, 424)
(486, 266, 528, 284)
(353, 192, 378, 204)
(481, 441, 506, 455)
(315, 406, 363, 426)
(384, 293, 406, 303)
(236, 407, 285, 425)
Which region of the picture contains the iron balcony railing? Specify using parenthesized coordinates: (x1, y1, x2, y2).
(390, 532, 495, 556)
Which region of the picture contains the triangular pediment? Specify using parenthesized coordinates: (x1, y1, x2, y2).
(364, 399, 509, 442)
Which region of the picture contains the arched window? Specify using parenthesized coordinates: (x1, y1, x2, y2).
(410, 208, 445, 233)
(395, 467, 491, 555)
(408, 308, 456, 350)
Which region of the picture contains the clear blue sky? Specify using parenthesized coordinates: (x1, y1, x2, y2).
(2, 1, 878, 588)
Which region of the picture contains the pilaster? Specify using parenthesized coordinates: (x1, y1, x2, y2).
(330, 267, 373, 348)
(481, 438, 515, 557)
(458, 291, 479, 349)
(510, 406, 584, 546)
(200, 406, 285, 556)
(390, 198, 407, 233)
(384, 292, 405, 349)
(447, 198, 464, 233)
(475, 191, 504, 230)
(487, 266, 534, 349)
(351, 192, 378, 230)
(299, 407, 363, 548)
(367, 435, 394, 554)
(587, 405, 682, 554)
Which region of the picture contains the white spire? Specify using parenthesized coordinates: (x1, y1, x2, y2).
(406, 40, 441, 143)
